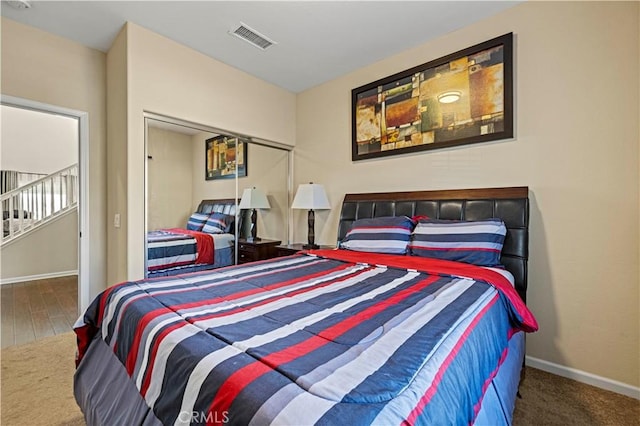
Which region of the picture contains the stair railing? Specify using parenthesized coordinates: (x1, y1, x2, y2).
(1, 164, 78, 245)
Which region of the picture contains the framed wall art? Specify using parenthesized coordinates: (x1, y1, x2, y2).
(352, 33, 513, 161)
(205, 135, 247, 180)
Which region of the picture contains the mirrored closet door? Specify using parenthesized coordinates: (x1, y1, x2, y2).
(143, 114, 291, 278)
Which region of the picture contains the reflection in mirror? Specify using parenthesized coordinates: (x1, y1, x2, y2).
(144, 115, 291, 278)
(146, 121, 210, 233)
(237, 142, 289, 243)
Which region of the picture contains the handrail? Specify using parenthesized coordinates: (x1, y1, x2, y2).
(2, 163, 78, 245)
(0, 164, 77, 200)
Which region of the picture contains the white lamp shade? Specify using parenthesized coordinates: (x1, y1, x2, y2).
(291, 183, 330, 210)
(239, 187, 270, 209)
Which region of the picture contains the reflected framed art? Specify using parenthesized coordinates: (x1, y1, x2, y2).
(205, 135, 247, 180)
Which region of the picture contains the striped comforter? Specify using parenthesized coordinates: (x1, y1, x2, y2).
(75, 249, 537, 426)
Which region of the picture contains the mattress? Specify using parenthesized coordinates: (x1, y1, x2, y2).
(75, 249, 537, 425)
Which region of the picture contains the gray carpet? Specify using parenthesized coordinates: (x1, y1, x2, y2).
(514, 367, 639, 425)
(1, 332, 83, 426)
(1, 332, 638, 425)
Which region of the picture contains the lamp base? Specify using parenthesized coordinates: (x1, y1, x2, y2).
(245, 236, 262, 243)
(302, 243, 319, 250)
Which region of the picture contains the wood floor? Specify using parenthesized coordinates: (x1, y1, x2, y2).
(1, 275, 78, 349)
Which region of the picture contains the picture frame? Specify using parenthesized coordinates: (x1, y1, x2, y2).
(351, 33, 513, 161)
(205, 135, 247, 180)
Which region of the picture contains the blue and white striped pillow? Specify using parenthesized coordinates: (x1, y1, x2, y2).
(186, 212, 209, 231)
(201, 213, 231, 234)
(339, 216, 415, 255)
(409, 218, 507, 267)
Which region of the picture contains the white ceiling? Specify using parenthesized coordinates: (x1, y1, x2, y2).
(1, 1, 521, 93)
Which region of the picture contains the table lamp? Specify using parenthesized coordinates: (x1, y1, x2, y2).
(291, 182, 330, 249)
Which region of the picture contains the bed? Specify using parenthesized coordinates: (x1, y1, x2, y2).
(146, 199, 242, 278)
(75, 186, 537, 425)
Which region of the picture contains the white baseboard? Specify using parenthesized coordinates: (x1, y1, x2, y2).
(526, 356, 640, 400)
(0, 270, 78, 285)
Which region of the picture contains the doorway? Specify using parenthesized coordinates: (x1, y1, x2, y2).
(1, 95, 90, 316)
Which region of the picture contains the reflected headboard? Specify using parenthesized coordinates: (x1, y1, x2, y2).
(337, 187, 530, 302)
(196, 198, 245, 236)
(197, 198, 238, 216)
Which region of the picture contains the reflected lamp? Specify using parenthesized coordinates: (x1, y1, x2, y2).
(239, 187, 270, 242)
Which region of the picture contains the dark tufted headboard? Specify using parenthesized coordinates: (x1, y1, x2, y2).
(337, 187, 530, 302)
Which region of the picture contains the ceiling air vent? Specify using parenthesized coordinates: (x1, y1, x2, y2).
(229, 22, 276, 50)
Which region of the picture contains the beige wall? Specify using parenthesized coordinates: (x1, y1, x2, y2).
(147, 126, 194, 230)
(111, 23, 296, 282)
(296, 1, 639, 388)
(1, 18, 107, 299)
(1, 211, 78, 280)
(106, 25, 128, 286)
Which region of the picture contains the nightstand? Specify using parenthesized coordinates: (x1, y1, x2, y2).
(275, 243, 335, 257)
(237, 238, 281, 264)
